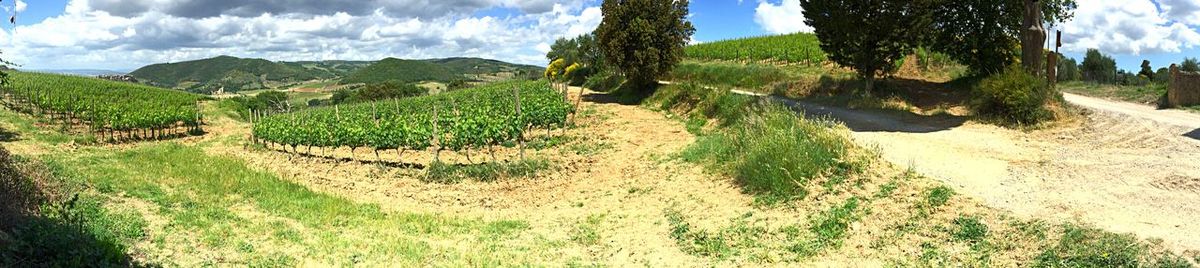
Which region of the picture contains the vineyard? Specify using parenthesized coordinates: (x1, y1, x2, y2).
(0, 72, 204, 142)
(685, 33, 826, 64)
(251, 80, 574, 163)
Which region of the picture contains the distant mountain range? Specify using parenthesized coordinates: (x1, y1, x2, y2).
(128, 55, 543, 94)
(27, 69, 128, 76)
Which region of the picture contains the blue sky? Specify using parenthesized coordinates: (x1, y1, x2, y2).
(2, 0, 1199, 72)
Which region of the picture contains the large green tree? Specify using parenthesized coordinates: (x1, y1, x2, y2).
(801, 0, 925, 92)
(594, 0, 694, 90)
(1080, 49, 1117, 83)
(1055, 53, 1080, 81)
(1182, 58, 1200, 73)
(1138, 60, 1155, 79)
(924, 0, 1076, 74)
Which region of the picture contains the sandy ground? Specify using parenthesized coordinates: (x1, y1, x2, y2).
(198, 87, 782, 266)
(777, 94, 1200, 252)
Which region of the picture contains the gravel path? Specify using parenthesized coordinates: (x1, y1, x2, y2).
(755, 92, 1200, 252)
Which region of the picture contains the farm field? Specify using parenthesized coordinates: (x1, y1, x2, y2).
(4, 1, 1200, 267)
(1, 77, 1196, 266)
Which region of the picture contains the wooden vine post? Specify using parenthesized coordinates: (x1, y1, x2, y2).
(513, 86, 524, 161)
(432, 105, 440, 163)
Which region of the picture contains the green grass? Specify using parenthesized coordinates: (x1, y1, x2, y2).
(925, 186, 955, 209)
(570, 214, 605, 247)
(789, 197, 861, 256)
(1059, 81, 1167, 105)
(0, 108, 96, 145)
(952, 215, 988, 244)
(423, 158, 552, 183)
(1034, 224, 1192, 268)
(1, 149, 146, 266)
(44, 143, 549, 266)
(679, 104, 860, 204)
(665, 209, 760, 260)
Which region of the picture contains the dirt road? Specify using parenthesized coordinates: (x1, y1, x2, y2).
(771, 93, 1200, 252)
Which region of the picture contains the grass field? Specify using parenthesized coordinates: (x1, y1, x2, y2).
(1058, 81, 1167, 106)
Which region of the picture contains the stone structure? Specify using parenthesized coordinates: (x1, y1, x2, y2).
(1168, 64, 1200, 107)
(98, 74, 138, 83)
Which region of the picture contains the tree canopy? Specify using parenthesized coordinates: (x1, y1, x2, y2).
(1080, 49, 1117, 83)
(594, 0, 695, 89)
(801, 0, 924, 92)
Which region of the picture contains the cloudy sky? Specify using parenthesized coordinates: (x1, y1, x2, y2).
(1, 0, 1199, 72)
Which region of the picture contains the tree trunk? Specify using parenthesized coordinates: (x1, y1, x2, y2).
(1021, 0, 1046, 75)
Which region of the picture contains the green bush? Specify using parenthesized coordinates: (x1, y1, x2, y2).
(970, 66, 1057, 125)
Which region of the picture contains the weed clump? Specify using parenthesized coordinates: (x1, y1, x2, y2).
(1034, 225, 1192, 268)
(925, 186, 955, 209)
(970, 65, 1059, 126)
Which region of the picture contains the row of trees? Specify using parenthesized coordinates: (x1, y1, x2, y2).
(1057, 49, 1200, 86)
(799, 0, 1078, 92)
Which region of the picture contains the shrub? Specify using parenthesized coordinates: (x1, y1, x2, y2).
(970, 66, 1057, 125)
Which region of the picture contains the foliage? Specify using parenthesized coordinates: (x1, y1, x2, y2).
(356, 81, 427, 102)
(253, 80, 572, 156)
(970, 65, 1057, 125)
(1138, 60, 1155, 80)
(595, 0, 695, 89)
(1, 72, 202, 131)
(1081, 49, 1117, 83)
(130, 55, 329, 93)
(427, 57, 545, 76)
(669, 62, 789, 90)
(340, 58, 456, 85)
(924, 0, 1077, 74)
(1182, 58, 1200, 73)
(583, 71, 624, 92)
(547, 37, 581, 65)
(545, 59, 568, 81)
(1155, 68, 1170, 84)
(684, 33, 826, 64)
(801, 0, 923, 92)
(1056, 54, 1081, 82)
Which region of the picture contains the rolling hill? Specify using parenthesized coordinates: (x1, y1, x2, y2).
(338, 58, 456, 85)
(130, 56, 333, 94)
(129, 56, 544, 94)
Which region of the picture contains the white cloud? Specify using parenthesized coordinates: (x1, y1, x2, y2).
(753, 0, 812, 34)
(13, 0, 26, 13)
(1058, 0, 1200, 55)
(1159, 0, 1200, 26)
(0, 0, 602, 70)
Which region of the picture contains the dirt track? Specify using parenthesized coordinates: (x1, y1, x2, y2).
(776, 93, 1200, 252)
